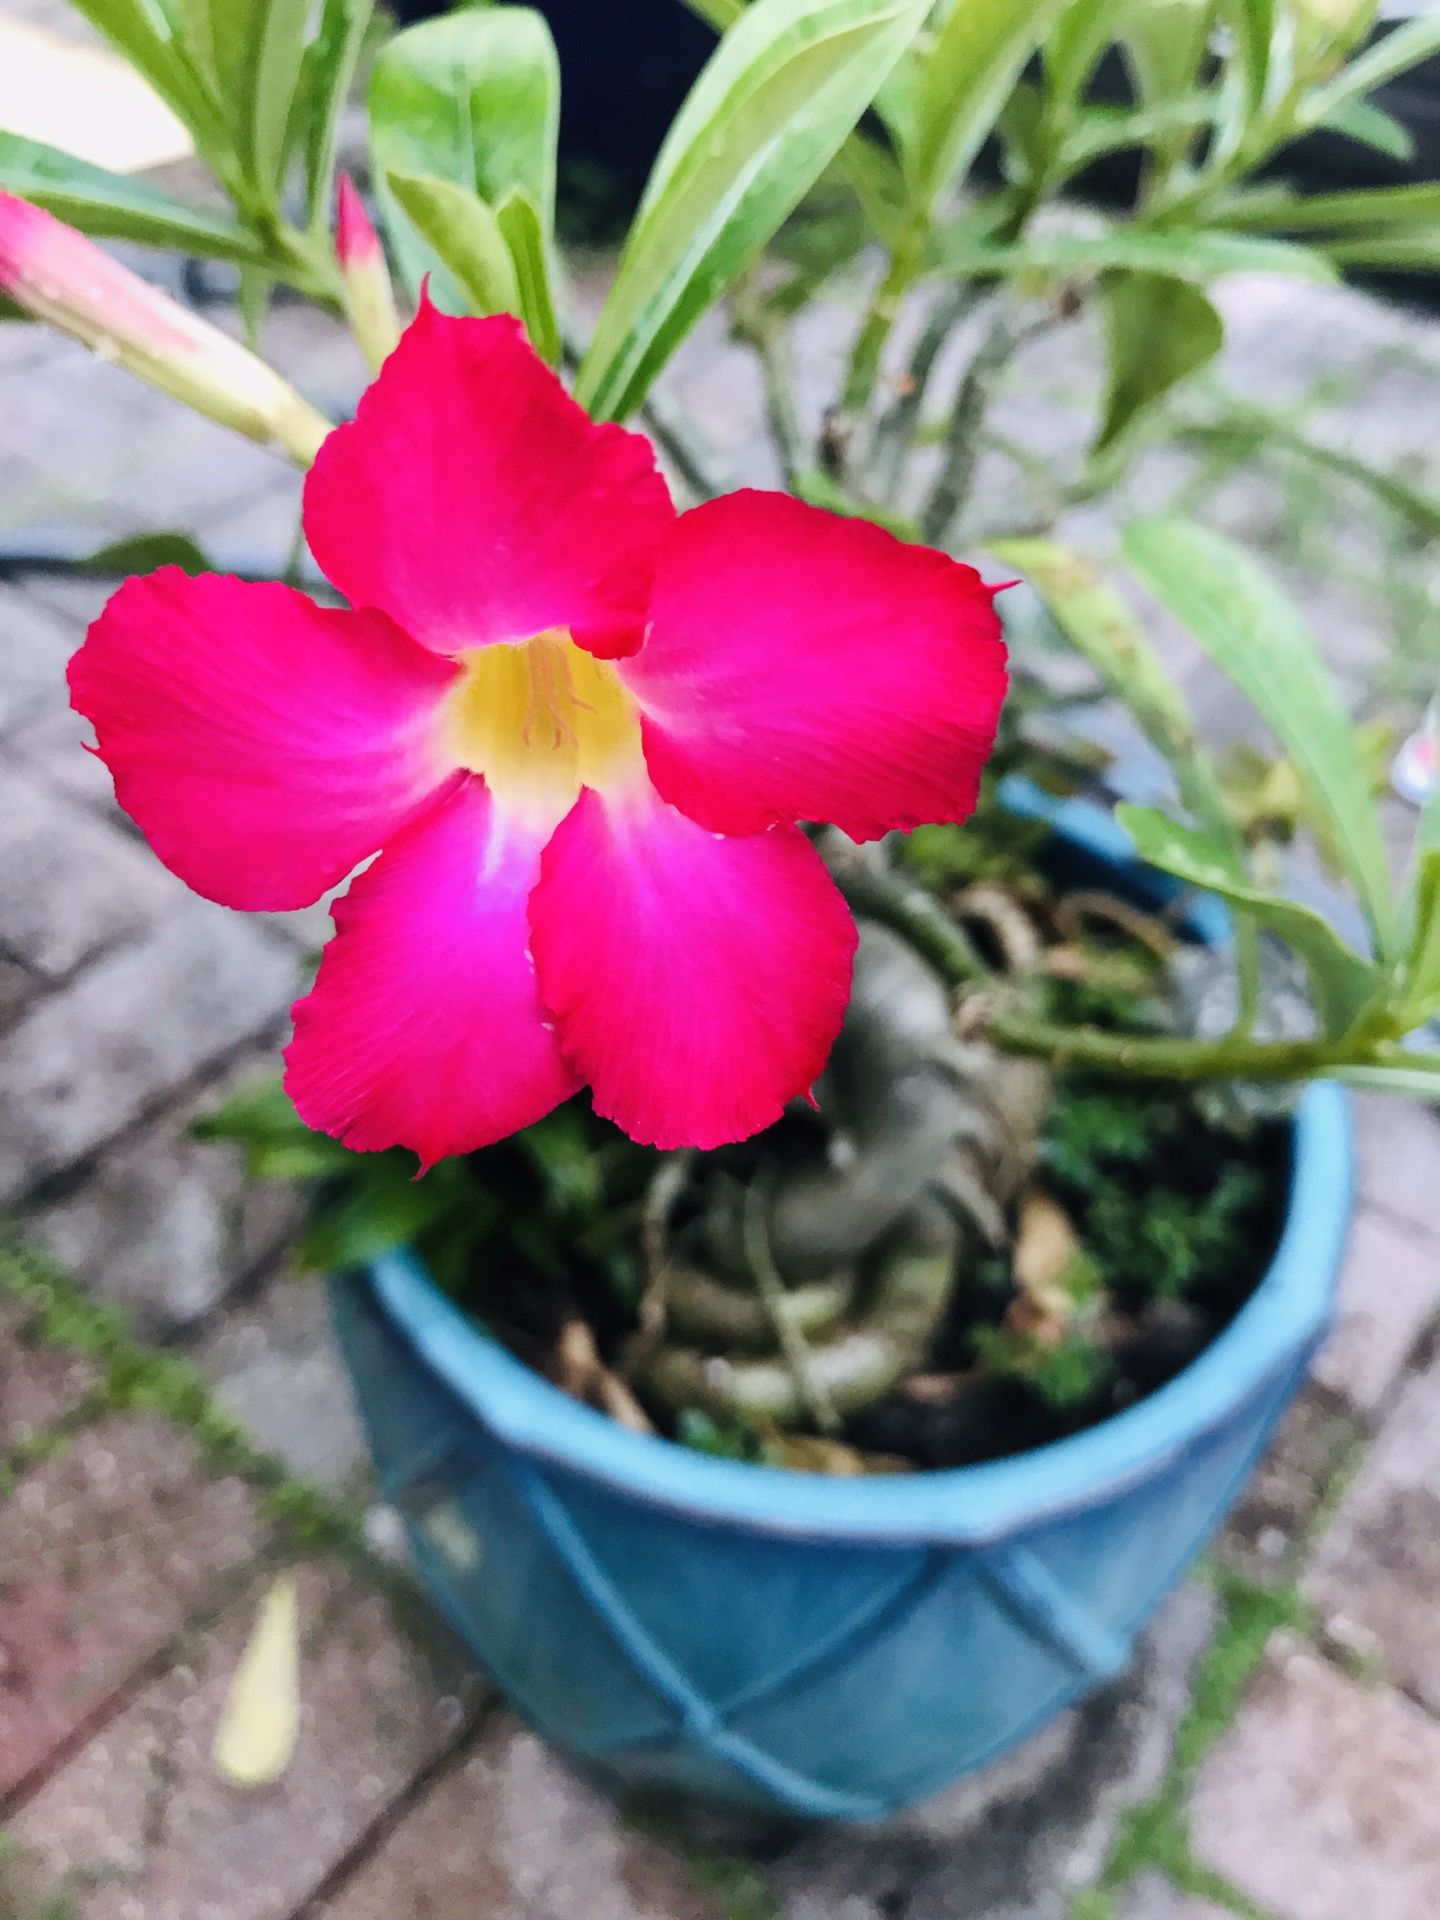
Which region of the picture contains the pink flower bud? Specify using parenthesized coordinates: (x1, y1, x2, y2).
(0, 191, 330, 466)
(335, 173, 400, 373)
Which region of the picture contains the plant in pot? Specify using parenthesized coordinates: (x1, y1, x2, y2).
(5, 0, 1440, 1821)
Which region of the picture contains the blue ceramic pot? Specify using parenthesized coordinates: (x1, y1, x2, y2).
(330, 804, 1354, 1820)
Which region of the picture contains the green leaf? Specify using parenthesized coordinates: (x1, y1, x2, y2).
(0, 132, 267, 261)
(1096, 271, 1222, 453)
(1398, 847, 1440, 1026)
(1045, 0, 1130, 108)
(926, 221, 1337, 285)
(88, 531, 212, 575)
(1059, 94, 1218, 168)
(985, 536, 1239, 862)
(298, 1156, 476, 1270)
(385, 171, 521, 318)
(1117, 804, 1380, 1037)
(496, 189, 561, 363)
(1318, 96, 1416, 163)
(191, 1075, 355, 1180)
(909, 0, 1067, 200)
(193, 0, 313, 194)
(1304, 14, 1440, 128)
(1118, 0, 1213, 107)
(1332, 1058, 1440, 1099)
(369, 6, 560, 309)
(295, 0, 375, 225)
(1219, 0, 1274, 122)
(1219, 180, 1440, 232)
(575, 0, 928, 422)
(792, 468, 916, 538)
(1122, 516, 1396, 955)
(1324, 233, 1440, 274)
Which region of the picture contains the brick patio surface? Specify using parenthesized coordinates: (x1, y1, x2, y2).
(4, 33, 1440, 1915)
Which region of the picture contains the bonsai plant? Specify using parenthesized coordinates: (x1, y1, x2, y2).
(5, 0, 1440, 1816)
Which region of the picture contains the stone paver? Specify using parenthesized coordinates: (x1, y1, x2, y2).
(14, 1561, 484, 1920)
(0, 1414, 263, 1798)
(1305, 1352, 1440, 1710)
(0, 1289, 98, 1452)
(25, 1050, 304, 1338)
(1352, 1093, 1440, 1243)
(1218, 1382, 1363, 1584)
(0, 903, 297, 1201)
(0, 587, 80, 735)
(1310, 1206, 1440, 1421)
(0, 764, 186, 979)
(1117, 1877, 1229, 1920)
(0, 951, 43, 1031)
(195, 1270, 367, 1490)
(6, 696, 127, 815)
(1190, 1638, 1440, 1920)
(321, 1717, 723, 1920)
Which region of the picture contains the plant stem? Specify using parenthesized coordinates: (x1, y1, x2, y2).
(922, 305, 1054, 547)
(868, 281, 989, 501)
(986, 1017, 1410, 1086)
(838, 216, 929, 423)
(826, 843, 989, 985)
(732, 285, 807, 490)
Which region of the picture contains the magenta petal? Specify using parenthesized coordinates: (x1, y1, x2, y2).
(304, 305, 675, 657)
(623, 490, 1009, 841)
(68, 569, 461, 911)
(530, 788, 857, 1150)
(285, 780, 580, 1167)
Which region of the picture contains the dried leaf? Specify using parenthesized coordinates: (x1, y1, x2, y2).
(213, 1574, 301, 1788)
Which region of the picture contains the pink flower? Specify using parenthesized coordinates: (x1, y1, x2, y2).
(69, 307, 1007, 1164)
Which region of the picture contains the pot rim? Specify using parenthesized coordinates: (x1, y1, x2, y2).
(352, 792, 1355, 1546)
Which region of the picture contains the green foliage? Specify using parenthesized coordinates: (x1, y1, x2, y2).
(0, 132, 268, 261)
(1043, 1086, 1269, 1304)
(971, 1317, 1114, 1411)
(1096, 271, 1223, 454)
(575, 0, 928, 421)
(368, 6, 560, 315)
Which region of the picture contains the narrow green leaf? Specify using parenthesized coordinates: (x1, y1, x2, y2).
(1122, 516, 1396, 953)
(1318, 96, 1417, 163)
(1399, 847, 1440, 1026)
(1117, 804, 1379, 1037)
(926, 222, 1337, 285)
(369, 7, 560, 308)
(985, 536, 1240, 863)
(1096, 271, 1222, 453)
(576, 0, 928, 422)
(1220, 0, 1274, 122)
(201, 0, 313, 193)
(1219, 179, 1440, 232)
(909, 0, 1067, 200)
(1117, 0, 1213, 107)
(385, 171, 521, 318)
(1304, 14, 1440, 128)
(1059, 94, 1218, 168)
(1324, 233, 1440, 274)
(1045, 0, 1130, 108)
(0, 132, 266, 261)
(496, 189, 561, 363)
(296, 0, 375, 225)
(1332, 1058, 1440, 1099)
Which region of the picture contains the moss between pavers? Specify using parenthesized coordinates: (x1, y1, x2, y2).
(1073, 1564, 1316, 1920)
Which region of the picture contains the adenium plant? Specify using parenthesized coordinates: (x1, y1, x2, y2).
(4, 0, 1440, 1154)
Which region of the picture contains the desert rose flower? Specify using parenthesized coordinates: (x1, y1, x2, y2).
(0, 192, 329, 465)
(335, 173, 401, 374)
(69, 304, 1007, 1164)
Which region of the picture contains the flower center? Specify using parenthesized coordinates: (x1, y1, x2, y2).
(444, 629, 642, 827)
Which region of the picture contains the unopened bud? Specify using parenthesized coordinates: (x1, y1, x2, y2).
(336, 173, 401, 374)
(0, 192, 331, 467)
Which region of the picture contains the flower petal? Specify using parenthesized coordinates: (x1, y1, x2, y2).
(285, 779, 580, 1167)
(68, 569, 460, 911)
(304, 304, 674, 658)
(530, 788, 857, 1150)
(622, 491, 1008, 841)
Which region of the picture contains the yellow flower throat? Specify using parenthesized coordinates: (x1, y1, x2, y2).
(444, 629, 642, 826)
